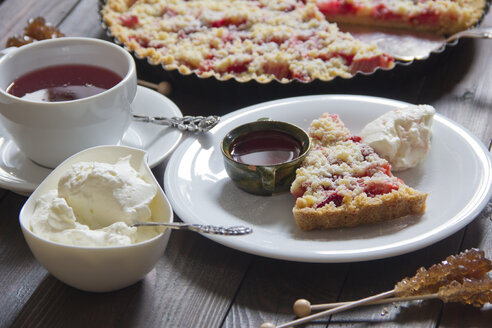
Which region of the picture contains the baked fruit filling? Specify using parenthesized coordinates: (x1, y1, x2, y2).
(291, 113, 427, 230)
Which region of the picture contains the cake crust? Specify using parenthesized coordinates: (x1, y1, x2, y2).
(293, 185, 427, 230)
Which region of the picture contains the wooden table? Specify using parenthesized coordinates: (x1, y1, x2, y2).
(1, 1, 491, 327)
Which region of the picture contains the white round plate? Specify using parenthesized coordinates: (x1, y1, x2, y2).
(0, 86, 182, 195)
(164, 95, 492, 263)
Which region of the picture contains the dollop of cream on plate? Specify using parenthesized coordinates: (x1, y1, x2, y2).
(360, 104, 435, 171)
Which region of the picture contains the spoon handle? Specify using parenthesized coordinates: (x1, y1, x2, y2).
(132, 114, 220, 132)
(446, 26, 492, 43)
(132, 222, 253, 236)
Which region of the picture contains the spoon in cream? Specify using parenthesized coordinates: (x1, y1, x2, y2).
(131, 221, 252, 236)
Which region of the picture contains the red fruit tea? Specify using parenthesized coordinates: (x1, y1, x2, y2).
(7, 64, 122, 102)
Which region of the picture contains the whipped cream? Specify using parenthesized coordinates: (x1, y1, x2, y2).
(360, 105, 435, 171)
(30, 156, 159, 247)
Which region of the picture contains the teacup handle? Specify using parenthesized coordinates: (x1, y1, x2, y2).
(0, 47, 19, 105)
(257, 166, 277, 193)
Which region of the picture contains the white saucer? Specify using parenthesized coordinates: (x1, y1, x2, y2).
(0, 86, 183, 195)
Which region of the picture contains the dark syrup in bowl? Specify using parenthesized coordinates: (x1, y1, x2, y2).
(229, 130, 302, 166)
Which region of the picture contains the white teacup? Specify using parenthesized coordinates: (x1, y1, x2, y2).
(0, 37, 137, 168)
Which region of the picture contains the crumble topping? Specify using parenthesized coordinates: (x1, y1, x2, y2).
(291, 113, 402, 209)
(101, 0, 395, 82)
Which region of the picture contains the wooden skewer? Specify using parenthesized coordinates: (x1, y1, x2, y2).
(260, 290, 395, 328)
(293, 293, 440, 317)
(137, 79, 172, 96)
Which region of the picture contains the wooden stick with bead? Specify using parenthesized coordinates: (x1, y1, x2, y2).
(290, 277, 492, 320)
(137, 79, 172, 96)
(261, 290, 394, 328)
(293, 294, 439, 317)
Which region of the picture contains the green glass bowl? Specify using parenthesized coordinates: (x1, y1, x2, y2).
(221, 120, 311, 196)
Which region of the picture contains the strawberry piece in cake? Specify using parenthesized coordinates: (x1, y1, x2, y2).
(291, 113, 427, 230)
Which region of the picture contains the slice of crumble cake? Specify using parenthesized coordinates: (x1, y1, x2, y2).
(291, 113, 427, 230)
(317, 0, 486, 35)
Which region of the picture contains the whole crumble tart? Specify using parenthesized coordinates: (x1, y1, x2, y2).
(101, 0, 486, 83)
(290, 113, 428, 231)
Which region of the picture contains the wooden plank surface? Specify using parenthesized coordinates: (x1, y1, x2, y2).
(10, 231, 252, 328)
(0, 0, 80, 46)
(0, 193, 46, 328)
(225, 258, 350, 327)
(0, 0, 491, 327)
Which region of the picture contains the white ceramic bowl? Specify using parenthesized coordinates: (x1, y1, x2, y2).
(19, 145, 173, 292)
